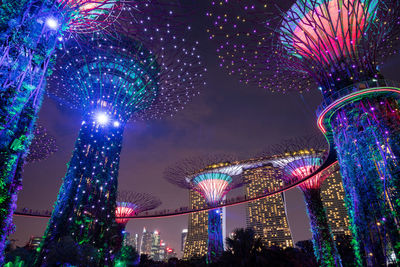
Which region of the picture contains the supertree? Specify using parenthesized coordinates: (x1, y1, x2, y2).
(207, 1, 400, 265)
(164, 155, 247, 264)
(113, 191, 161, 251)
(36, 19, 205, 264)
(0, 0, 133, 262)
(265, 136, 341, 266)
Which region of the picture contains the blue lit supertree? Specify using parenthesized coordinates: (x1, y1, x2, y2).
(164, 155, 246, 264)
(36, 26, 205, 264)
(207, 0, 400, 265)
(0, 0, 130, 262)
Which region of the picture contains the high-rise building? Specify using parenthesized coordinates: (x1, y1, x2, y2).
(181, 229, 188, 253)
(320, 171, 351, 240)
(183, 190, 208, 259)
(123, 232, 139, 250)
(151, 230, 161, 260)
(140, 228, 153, 255)
(245, 164, 294, 249)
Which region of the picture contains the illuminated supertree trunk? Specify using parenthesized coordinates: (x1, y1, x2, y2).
(273, 138, 342, 266)
(208, 208, 223, 262)
(331, 96, 400, 265)
(0, 0, 125, 262)
(303, 188, 340, 266)
(39, 116, 124, 265)
(0, 87, 44, 264)
(38, 19, 204, 263)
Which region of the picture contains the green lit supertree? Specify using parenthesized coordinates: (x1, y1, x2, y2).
(0, 0, 132, 262)
(207, 0, 400, 265)
(36, 28, 205, 264)
(165, 155, 247, 264)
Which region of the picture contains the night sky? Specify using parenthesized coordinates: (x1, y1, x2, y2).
(9, 0, 400, 258)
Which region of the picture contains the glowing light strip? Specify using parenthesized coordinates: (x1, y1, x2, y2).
(193, 173, 232, 205)
(15, 161, 339, 220)
(317, 87, 400, 134)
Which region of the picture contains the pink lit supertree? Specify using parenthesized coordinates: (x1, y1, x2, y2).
(113, 191, 161, 251)
(164, 155, 247, 264)
(207, 1, 400, 265)
(264, 136, 341, 266)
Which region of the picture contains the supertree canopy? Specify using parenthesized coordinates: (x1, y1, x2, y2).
(165, 155, 247, 264)
(267, 136, 341, 266)
(25, 124, 58, 163)
(113, 191, 161, 251)
(37, 19, 204, 264)
(0, 0, 135, 263)
(207, 1, 400, 265)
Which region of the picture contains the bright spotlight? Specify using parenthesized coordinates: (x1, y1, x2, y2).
(96, 113, 109, 125)
(46, 17, 59, 30)
(113, 121, 120, 127)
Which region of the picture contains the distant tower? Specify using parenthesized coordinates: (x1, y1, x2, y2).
(181, 229, 188, 254)
(151, 230, 161, 260)
(321, 172, 352, 242)
(140, 228, 153, 256)
(244, 164, 294, 249)
(183, 190, 208, 260)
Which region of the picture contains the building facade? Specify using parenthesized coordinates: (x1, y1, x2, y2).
(183, 190, 208, 259)
(320, 171, 351, 240)
(181, 229, 188, 253)
(245, 164, 294, 249)
(140, 228, 153, 255)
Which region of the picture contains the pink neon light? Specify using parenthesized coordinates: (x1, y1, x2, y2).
(115, 206, 136, 224)
(196, 179, 230, 205)
(293, 0, 368, 64)
(291, 165, 323, 190)
(317, 88, 400, 134)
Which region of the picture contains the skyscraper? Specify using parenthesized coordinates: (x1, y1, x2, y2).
(181, 229, 188, 253)
(123, 232, 139, 250)
(320, 172, 351, 240)
(151, 231, 161, 260)
(140, 228, 153, 255)
(245, 164, 294, 249)
(183, 190, 208, 259)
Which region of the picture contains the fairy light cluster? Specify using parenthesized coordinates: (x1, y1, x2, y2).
(207, 0, 400, 95)
(25, 124, 58, 163)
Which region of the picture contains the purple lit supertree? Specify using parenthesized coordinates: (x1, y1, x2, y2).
(207, 1, 400, 265)
(36, 10, 205, 264)
(264, 136, 341, 266)
(113, 191, 161, 251)
(0, 0, 139, 262)
(164, 155, 246, 264)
